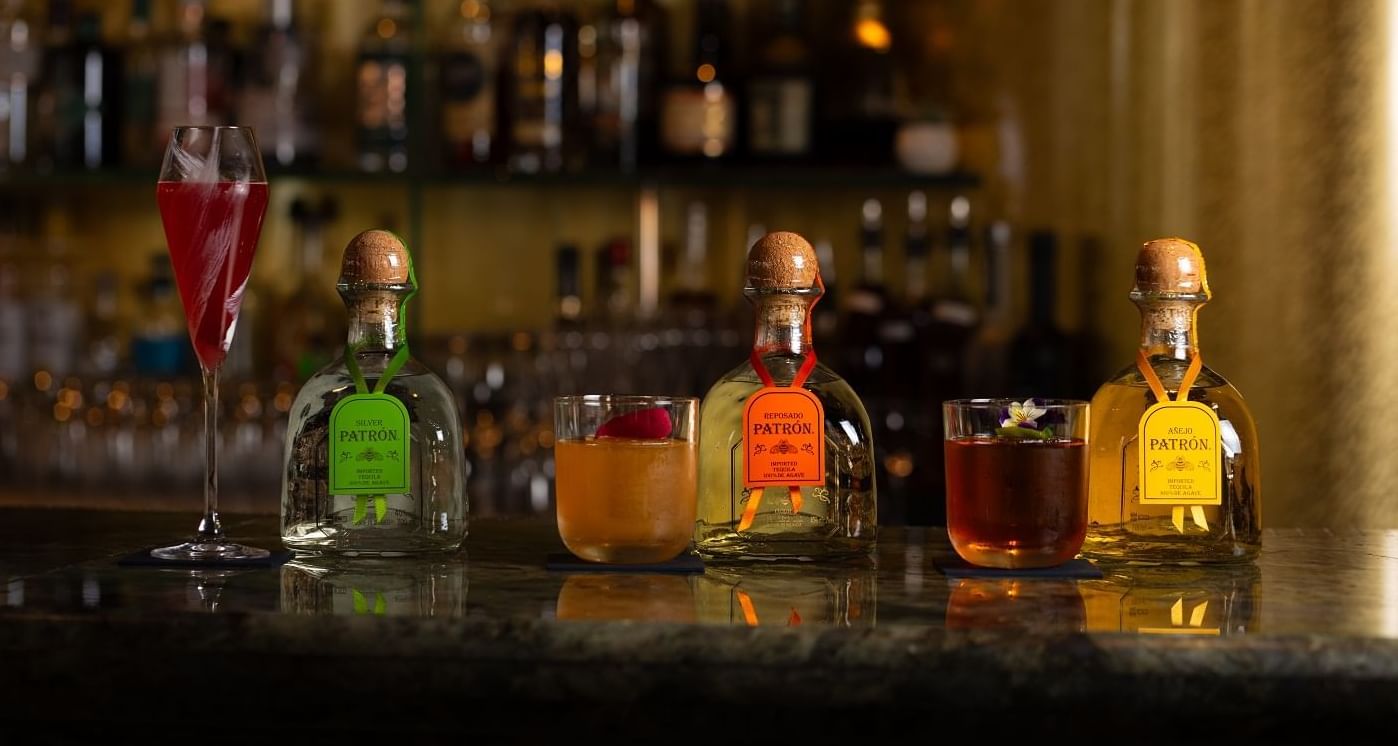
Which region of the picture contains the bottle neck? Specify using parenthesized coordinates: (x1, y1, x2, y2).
(1137, 299, 1201, 360)
(344, 290, 408, 353)
(750, 292, 815, 358)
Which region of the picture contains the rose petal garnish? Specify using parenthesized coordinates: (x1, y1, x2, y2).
(596, 407, 673, 439)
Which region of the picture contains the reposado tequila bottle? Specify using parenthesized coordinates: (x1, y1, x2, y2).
(281, 230, 466, 554)
(696, 231, 876, 560)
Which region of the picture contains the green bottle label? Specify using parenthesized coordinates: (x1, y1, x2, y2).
(328, 393, 411, 495)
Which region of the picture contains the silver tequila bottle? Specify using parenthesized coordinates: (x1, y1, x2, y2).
(281, 230, 465, 554)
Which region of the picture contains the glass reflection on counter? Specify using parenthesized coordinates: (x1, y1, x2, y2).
(694, 565, 877, 627)
(1080, 565, 1261, 636)
(555, 575, 697, 622)
(183, 569, 248, 613)
(944, 579, 1086, 633)
(280, 557, 468, 617)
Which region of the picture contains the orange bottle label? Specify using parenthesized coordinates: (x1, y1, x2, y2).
(741, 387, 825, 488)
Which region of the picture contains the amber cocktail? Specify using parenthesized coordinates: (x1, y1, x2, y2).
(554, 396, 699, 564)
(943, 399, 1089, 569)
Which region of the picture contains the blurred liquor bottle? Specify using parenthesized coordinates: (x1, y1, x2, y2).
(878, 190, 929, 400)
(746, 0, 813, 160)
(822, 0, 897, 164)
(0, 0, 37, 169)
(122, 0, 159, 168)
(659, 0, 735, 160)
(507, 2, 579, 174)
(356, 0, 413, 173)
(665, 201, 719, 395)
(555, 242, 584, 332)
(591, 0, 663, 171)
(878, 193, 928, 522)
(907, 195, 983, 524)
(667, 201, 716, 328)
(157, 0, 233, 137)
(273, 196, 342, 382)
(811, 236, 839, 349)
(0, 251, 24, 382)
(36, 3, 121, 170)
(1009, 230, 1073, 398)
(924, 195, 980, 394)
(83, 271, 122, 378)
(242, 0, 317, 169)
(29, 241, 81, 379)
(964, 220, 1016, 395)
(130, 253, 188, 379)
(551, 242, 586, 395)
(437, 0, 497, 169)
(0, 251, 18, 474)
(843, 197, 893, 392)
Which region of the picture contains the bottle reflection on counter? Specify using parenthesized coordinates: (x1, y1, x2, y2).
(1080, 564, 1261, 636)
(945, 578, 1086, 633)
(282, 556, 469, 617)
(555, 574, 696, 622)
(695, 565, 877, 627)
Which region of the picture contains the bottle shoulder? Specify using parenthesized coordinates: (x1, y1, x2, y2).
(1100, 356, 1235, 393)
(1092, 358, 1257, 434)
(708, 356, 849, 389)
(292, 356, 457, 416)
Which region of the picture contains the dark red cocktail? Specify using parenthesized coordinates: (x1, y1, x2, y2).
(944, 435, 1088, 568)
(157, 180, 268, 371)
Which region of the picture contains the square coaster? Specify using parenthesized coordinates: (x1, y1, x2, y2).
(116, 548, 295, 569)
(545, 552, 705, 574)
(933, 555, 1102, 579)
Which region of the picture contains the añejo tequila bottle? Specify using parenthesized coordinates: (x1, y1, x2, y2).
(281, 230, 466, 554)
(1084, 238, 1260, 564)
(696, 231, 877, 560)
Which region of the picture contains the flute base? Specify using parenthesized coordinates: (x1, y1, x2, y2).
(151, 540, 272, 562)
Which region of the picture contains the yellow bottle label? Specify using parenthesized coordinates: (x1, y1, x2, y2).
(1137, 400, 1222, 506)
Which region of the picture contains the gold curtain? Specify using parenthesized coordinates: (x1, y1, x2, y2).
(952, 0, 1394, 528)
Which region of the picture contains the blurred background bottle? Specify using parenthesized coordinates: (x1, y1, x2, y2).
(1009, 230, 1073, 398)
(746, 0, 813, 161)
(507, 2, 578, 174)
(659, 0, 734, 160)
(356, 0, 413, 173)
(130, 254, 187, 379)
(157, 0, 232, 137)
(241, 0, 317, 169)
(437, 0, 497, 170)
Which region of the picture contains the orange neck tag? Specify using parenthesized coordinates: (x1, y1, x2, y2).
(737, 277, 825, 531)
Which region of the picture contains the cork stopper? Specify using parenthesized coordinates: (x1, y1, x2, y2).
(1133, 237, 1210, 299)
(339, 229, 414, 288)
(747, 231, 820, 290)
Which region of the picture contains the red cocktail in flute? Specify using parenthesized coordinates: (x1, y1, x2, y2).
(152, 126, 270, 561)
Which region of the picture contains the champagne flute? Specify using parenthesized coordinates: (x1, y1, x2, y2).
(152, 126, 270, 561)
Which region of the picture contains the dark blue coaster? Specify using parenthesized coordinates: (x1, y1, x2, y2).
(116, 548, 295, 569)
(545, 552, 705, 574)
(934, 555, 1102, 579)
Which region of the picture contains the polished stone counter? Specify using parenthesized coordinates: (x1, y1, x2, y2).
(3, 509, 1397, 741)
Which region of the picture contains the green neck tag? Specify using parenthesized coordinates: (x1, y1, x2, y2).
(329, 232, 418, 516)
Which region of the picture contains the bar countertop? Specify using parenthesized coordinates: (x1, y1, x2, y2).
(3, 509, 1397, 742)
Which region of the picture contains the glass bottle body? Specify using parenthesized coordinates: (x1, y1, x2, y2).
(1084, 356, 1261, 564)
(696, 352, 877, 560)
(281, 352, 467, 555)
